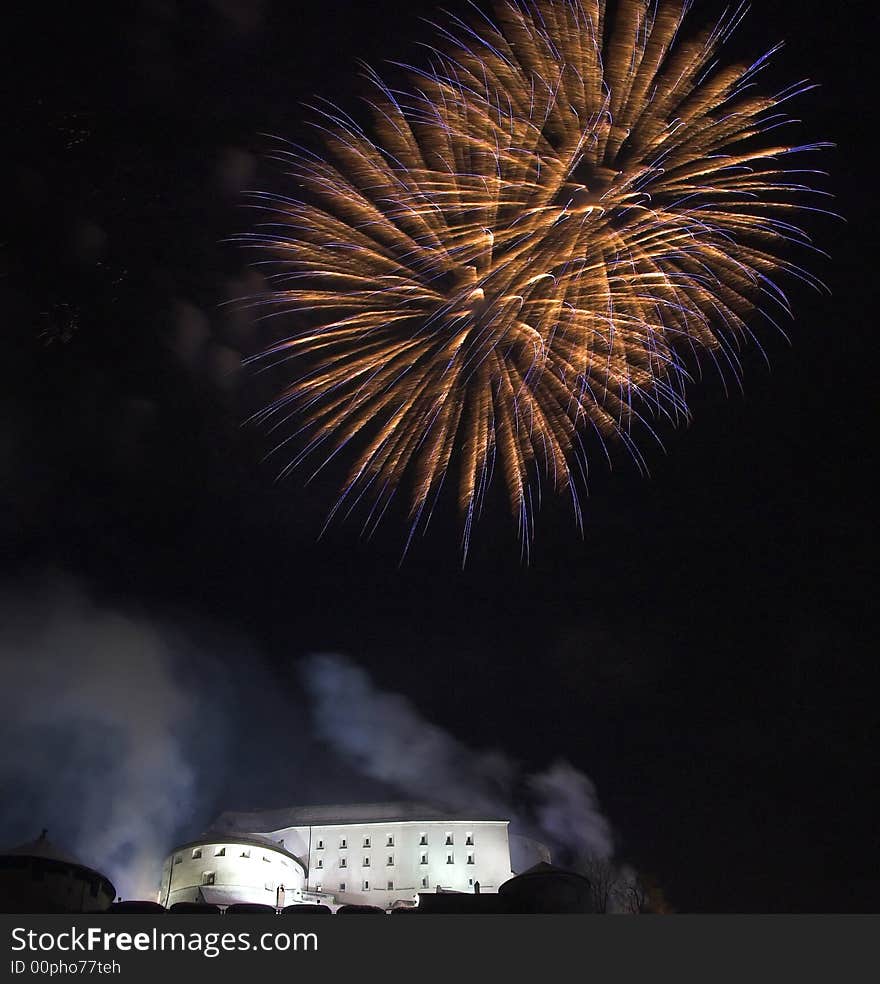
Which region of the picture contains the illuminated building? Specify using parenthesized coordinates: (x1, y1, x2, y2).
(159, 802, 549, 911)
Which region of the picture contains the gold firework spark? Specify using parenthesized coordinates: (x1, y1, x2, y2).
(244, 0, 829, 557)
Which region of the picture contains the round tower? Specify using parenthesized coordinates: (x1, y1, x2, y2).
(158, 833, 306, 909)
(0, 830, 115, 913)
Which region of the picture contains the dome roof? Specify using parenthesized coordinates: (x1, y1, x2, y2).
(498, 861, 595, 913)
(2, 830, 82, 867)
(500, 860, 591, 884)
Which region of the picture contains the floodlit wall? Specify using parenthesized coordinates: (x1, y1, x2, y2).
(264, 819, 513, 908)
(158, 839, 306, 908)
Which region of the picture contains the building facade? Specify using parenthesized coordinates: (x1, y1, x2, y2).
(158, 834, 306, 909)
(160, 802, 544, 911)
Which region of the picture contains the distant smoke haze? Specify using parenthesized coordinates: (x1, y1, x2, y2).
(0, 579, 204, 899)
(301, 653, 615, 862)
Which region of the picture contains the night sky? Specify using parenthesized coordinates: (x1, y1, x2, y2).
(4, 0, 876, 912)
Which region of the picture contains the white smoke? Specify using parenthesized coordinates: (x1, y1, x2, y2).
(0, 579, 207, 899)
(301, 652, 614, 862)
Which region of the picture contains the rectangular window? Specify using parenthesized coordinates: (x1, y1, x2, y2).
(468, 878, 474, 887)
(446, 854, 454, 864)
(315, 883, 322, 893)
(386, 835, 394, 847)
(445, 833, 453, 845)
(339, 882, 346, 892)
(421, 877, 428, 889)
(387, 855, 394, 866)
(363, 856, 370, 867)
(363, 880, 370, 891)
(263, 856, 271, 863)
(214, 846, 225, 857)
(420, 853, 428, 864)
(340, 858, 347, 868)
(363, 837, 371, 848)
(201, 872, 214, 885)
(316, 839, 324, 850)
(339, 838, 347, 849)
(316, 859, 323, 869)
(387, 881, 394, 891)
(465, 834, 474, 846)
(192, 849, 202, 859)
(174, 855, 182, 865)
(240, 849, 250, 859)
(467, 853, 475, 864)
(419, 833, 427, 845)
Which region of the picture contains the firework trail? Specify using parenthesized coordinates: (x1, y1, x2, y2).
(243, 0, 830, 557)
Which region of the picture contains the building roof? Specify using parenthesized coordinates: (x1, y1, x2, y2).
(213, 802, 509, 831)
(1, 830, 115, 891)
(2, 830, 81, 866)
(504, 861, 591, 880)
(498, 861, 593, 893)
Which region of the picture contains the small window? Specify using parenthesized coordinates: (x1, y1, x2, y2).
(263, 856, 271, 863)
(468, 878, 474, 887)
(386, 835, 394, 847)
(363, 837, 371, 848)
(467, 853, 475, 864)
(240, 849, 250, 859)
(387, 855, 394, 866)
(264, 882, 274, 892)
(214, 847, 225, 857)
(421, 877, 428, 889)
(445, 833, 453, 846)
(339, 838, 347, 849)
(446, 854, 454, 864)
(419, 833, 427, 846)
(201, 872, 214, 885)
(465, 834, 474, 846)
(363, 856, 370, 867)
(174, 855, 182, 865)
(340, 858, 347, 868)
(316, 859, 323, 869)
(339, 882, 346, 892)
(315, 883, 322, 893)
(363, 880, 370, 891)
(387, 880, 394, 891)
(420, 853, 428, 864)
(316, 839, 324, 850)
(192, 848, 202, 860)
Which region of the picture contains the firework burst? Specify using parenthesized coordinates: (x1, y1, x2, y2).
(243, 0, 829, 558)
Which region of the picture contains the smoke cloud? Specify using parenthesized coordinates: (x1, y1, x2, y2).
(301, 653, 614, 862)
(0, 580, 216, 898)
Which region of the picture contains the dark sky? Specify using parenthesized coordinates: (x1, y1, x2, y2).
(4, 0, 876, 912)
